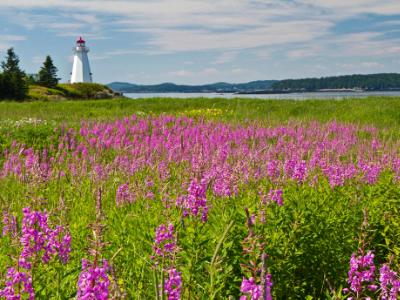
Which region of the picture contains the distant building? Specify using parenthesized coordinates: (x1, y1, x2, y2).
(70, 37, 92, 83)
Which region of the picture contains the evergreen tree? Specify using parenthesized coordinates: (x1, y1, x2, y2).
(26, 74, 38, 85)
(0, 73, 4, 100)
(1, 48, 28, 100)
(38, 55, 59, 88)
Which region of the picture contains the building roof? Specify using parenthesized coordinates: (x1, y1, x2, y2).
(77, 36, 85, 44)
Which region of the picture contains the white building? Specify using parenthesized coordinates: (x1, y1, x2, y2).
(70, 37, 92, 83)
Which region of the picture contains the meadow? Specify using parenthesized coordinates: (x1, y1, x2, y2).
(0, 96, 399, 299)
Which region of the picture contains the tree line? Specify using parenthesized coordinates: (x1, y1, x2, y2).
(0, 48, 59, 100)
(271, 73, 400, 91)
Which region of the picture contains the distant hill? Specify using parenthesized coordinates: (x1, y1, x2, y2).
(107, 80, 278, 93)
(108, 73, 400, 94)
(271, 73, 400, 92)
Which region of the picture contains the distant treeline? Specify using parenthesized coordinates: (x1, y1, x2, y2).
(108, 80, 278, 93)
(271, 73, 400, 91)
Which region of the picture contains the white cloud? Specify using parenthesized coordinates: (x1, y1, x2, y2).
(336, 63, 356, 69)
(254, 49, 271, 60)
(232, 68, 246, 74)
(0, 35, 26, 51)
(3, 11, 106, 40)
(69, 13, 100, 25)
(169, 69, 193, 77)
(90, 54, 109, 61)
(375, 20, 400, 27)
(91, 49, 145, 61)
(1, 0, 398, 59)
(46, 22, 83, 30)
(0, 35, 26, 42)
(287, 46, 321, 59)
(105, 49, 142, 56)
(32, 55, 46, 64)
(127, 71, 152, 82)
(300, 0, 400, 17)
(336, 61, 384, 71)
(165, 68, 220, 81)
(213, 51, 237, 65)
(315, 65, 328, 71)
(201, 68, 219, 75)
(328, 32, 400, 57)
(361, 62, 384, 68)
(0, 0, 333, 53)
(136, 20, 332, 52)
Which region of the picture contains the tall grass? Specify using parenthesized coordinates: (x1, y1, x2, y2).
(0, 96, 399, 126)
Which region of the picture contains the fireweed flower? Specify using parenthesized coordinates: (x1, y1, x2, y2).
(0, 267, 35, 299)
(164, 268, 182, 300)
(346, 251, 376, 296)
(212, 167, 234, 197)
(240, 277, 262, 300)
(2, 211, 17, 238)
(267, 189, 283, 206)
(266, 160, 280, 179)
(265, 274, 273, 300)
(116, 183, 134, 206)
(2, 117, 400, 192)
(176, 179, 208, 222)
(77, 259, 110, 300)
(146, 191, 155, 200)
(393, 158, 400, 181)
(324, 165, 346, 188)
(152, 223, 176, 258)
(19, 207, 71, 268)
(41, 225, 72, 264)
(284, 159, 296, 179)
(358, 161, 381, 185)
(20, 207, 49, 268)
(379, 264, 400, 300)
(293, 160, 307, 183)
(240, 275, 273, 300)
(45, 226, 71, 265)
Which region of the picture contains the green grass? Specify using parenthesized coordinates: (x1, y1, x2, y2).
(27, 83, 113, 101)
(1, 96, 400, 126)
(2, 174, 398, 298)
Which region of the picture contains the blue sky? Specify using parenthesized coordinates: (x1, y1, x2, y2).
(0, 0, 399, 84)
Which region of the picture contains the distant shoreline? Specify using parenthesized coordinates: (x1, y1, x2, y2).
(237, 88, 400, 95)
(237, 89, 364, 95)
(123, 90, 400, 100)
(122, 89, 400, 95)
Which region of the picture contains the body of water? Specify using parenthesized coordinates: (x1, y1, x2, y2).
(125, 91, 400, 100)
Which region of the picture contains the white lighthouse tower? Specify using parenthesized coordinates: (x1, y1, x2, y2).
(70, 37, 92, 83)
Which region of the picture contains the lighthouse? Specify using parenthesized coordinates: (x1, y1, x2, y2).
(70, 37, 92, 83)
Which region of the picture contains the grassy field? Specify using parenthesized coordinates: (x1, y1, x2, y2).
(1, 96, 400, 126)
(27, 83, 115, 101)
(1, 96, 400, 153)
(0, 96, 399, 299)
